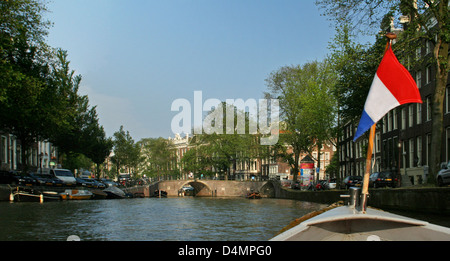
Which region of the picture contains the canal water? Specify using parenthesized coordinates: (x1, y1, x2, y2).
(0, 197, 327, 241)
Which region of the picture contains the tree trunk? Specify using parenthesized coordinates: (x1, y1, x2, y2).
(292, 147, 300, 182)
(317, 143, 322, 182)
(17, 134, 33, 173)
(428, 39, 449, 185)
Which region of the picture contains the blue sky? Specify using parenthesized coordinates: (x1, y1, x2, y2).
(45, 0, 372, 141)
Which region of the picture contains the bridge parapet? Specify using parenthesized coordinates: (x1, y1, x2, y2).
(151, 180, 274, 197)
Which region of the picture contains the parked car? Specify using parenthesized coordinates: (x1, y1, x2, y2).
(0, 171, 36, 187)
(341, 176, 362, 189)
(369, 171, 398, 188)
(100, 179, 119, 187)
(291, 181, 301, 190)
(30, 172, 60, 186)
(369, 172, 379, 188)
(76, 177, 96, 188)
(437, 161, 450, 187)
(50, 169, 76, 186)
(80, 170, 94, 179)
(0, 170, 16, 184)
(328, 178, 337, 189)
(84, 178, 106, 189)
(118, 174, 131, 186)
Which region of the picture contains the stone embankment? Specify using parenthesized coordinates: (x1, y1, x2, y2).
(274, 184, 450, 215)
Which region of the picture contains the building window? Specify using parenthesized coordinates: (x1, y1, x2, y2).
(376, 132, 381, 153)
(416, 136, 422, 167)
(355, 141, 360, 158)
(409, 139, 415, 168)
(417, 103, 422, 124)
(426, 40, 432, 55)
(426, 65, 432, 85)
(426, 96, 432, 121)
(409, 104, 414, 127)
(416, 70, 422, 88)
(426, 133, 432, 166)
(402, 140, 407, 168)
(393, 109, 398, 130)
(401, 107, 406, 130)
(1, 136, 6, 164)
(349, 141, 353, 158)
(387, 111, 392, 131)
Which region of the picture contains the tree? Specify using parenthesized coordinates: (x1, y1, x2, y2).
(0, 0, 53, 171)
(139, 137, 177, 180)
(83, 124, 113, 178)
(265, 60, 338, 182)
(0, 0, 111, 173)
(179, 147, 201, 178)
(190, 102, 261, 180)
(298, 61, 338, 180)
(111, 126, 141, 177)
(48, 49, 112, 174)
(316, 0, 450, 184)
(47, 49, 85, 159)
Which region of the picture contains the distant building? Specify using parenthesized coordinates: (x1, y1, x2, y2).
(0, 131, 58, 171)
(274, 140, 337, 182)
(165, 133, 336, 182)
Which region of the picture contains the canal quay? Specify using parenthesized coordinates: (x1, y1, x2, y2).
(1, 180, 450, 241)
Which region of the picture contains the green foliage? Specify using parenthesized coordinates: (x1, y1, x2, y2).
(328, 23, 387, 126)
(0, 0, 53, 170)
(316, 0, 449, 184)
(138, 137, 177, 180)
(111, 126, 141, 178)
(0, 0, 111, 172)
(186, 102, 262, 180)
(265, 60, 338, 181)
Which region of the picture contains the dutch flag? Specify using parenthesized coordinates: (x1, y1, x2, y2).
(353, 46, 422, 141)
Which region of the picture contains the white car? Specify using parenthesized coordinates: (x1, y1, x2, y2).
(437, 162, 450, 187)
(328, 179, 337, 189)
(50, 169, 77, 186)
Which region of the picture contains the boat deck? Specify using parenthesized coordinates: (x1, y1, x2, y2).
(271, 206, 450, 241)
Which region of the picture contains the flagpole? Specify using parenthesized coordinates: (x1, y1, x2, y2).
(361, 124, 376, 213)
(360, 33, 396, 213)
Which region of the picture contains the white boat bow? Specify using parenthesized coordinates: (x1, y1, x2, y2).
(271, 205, 450, 241)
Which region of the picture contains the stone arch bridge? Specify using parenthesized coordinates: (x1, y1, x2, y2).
(147, 180, 279, 197)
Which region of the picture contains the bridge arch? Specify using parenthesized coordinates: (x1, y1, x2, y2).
(178, 180, 213, 197)
(260, 180, 277, 198)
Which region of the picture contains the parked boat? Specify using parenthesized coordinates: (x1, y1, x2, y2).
(103, 186, 126, 199)
(271, 189, 450, 241)
(12, 190, 61, 202)
(91, 189, 108, 199)
(246, 191, 261, 199)
(60, 189, 93, 200)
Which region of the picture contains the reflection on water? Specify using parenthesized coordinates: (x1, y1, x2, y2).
(0, 197, 327, 241)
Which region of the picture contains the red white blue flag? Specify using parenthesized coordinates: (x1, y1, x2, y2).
(353, 46, 422, 141)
